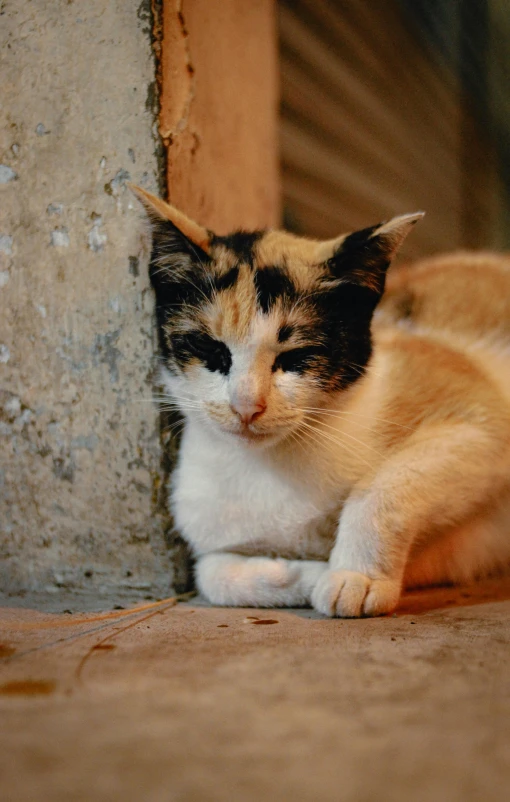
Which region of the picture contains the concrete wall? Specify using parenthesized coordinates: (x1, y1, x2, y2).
(0, 1, 173, 597)
(0, 0, 280, 600)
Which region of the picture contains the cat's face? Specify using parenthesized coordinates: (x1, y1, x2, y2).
(134, 186, 422, 447)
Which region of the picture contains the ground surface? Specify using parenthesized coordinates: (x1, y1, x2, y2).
(1, 579, 509, 802)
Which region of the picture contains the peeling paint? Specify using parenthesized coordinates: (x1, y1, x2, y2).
(0, 235, 13, 255)
(108, 296, 122, 314)
(3, 396, 21, 418)
(52, 454, 75, 483)
(128, 255, 140, 276)
(145, 81, 158, 115)
(104, 169, 131, 197)
(0, 271, 9, 288)
(47, 203, 63, 215)
(0, 345, 11, 364)
(159, 0, 195, 142)
(14, 409, 33, 429)
(137, 0, 152, 36)
(0, 165, 17, 183)
(92, 330, 122, 383)
(50, 227, 70, 247)
(87, 218, 107, 252)
(71, 433, 99, 452)
(35, 123, 50, 136)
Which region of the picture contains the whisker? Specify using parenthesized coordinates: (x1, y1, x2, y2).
(303, 414, 385, 459)
(287, 426, 309, 453)
(296, 421, 364, 467)
(134, 392, 200, 402)
(350, 361, 385, 380)
(153, 392, 203, 406)
(131, 398, 203, 417)
(156, 398, 202, 407)
(300, 407, 379, 437)
(293, 425, 324, 458)
(134, 399, 202, 411)
(158, 407, 199, 415)
(298, 419, 360, 461)
(297, 419, 377, 472)
(299, 419, 361, 459)
(162, 421, 186, 437)
(293, 421, 333, 457)
(298, 407, 415, 432)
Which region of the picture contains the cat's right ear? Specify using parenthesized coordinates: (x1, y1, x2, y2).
(130, 184, 212, 305)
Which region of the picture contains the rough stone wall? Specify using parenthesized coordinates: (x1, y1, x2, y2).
(0, 1, 173, 596)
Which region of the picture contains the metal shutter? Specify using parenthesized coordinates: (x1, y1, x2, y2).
(279, 0, 504, 259)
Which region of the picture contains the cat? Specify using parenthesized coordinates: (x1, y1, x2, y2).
(132, 184, 510, 617)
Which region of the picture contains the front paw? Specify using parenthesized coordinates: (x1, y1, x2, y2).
(311, 570, 400, 618)
(196, 554, 301, 607)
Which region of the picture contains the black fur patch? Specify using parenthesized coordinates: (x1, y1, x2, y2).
(149, 222, 212, 305)
(171, 330, 232, 375)
(277, 323, 294, 343)
(254, 266, 296, 313)
(285, 281, 378, 391)
(273, 346, 323, 374)
(213, 265, 240, 292)
(211, 230, 264, 265)
(148, 220, 213, 358)
(328, 225, 390, 295)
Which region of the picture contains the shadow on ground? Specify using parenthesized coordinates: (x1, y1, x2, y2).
(397, 574, 510, 614)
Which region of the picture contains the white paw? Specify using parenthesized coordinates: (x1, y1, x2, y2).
(311, 569, 400, 618)
(196, 554, 301, 607)
(252, 558, 300, 589)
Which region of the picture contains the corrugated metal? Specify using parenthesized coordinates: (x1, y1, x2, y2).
(279, 0, 502, 259)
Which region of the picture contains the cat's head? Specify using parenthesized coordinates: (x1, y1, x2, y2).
(133, 185, 422, 447)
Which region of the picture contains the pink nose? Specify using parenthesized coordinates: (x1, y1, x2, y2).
(230, 400, 267, 426)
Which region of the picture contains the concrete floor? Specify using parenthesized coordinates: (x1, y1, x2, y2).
(1, 579, 510, 802)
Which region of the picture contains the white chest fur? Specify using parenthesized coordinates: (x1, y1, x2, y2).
(171, 420, 347, 560)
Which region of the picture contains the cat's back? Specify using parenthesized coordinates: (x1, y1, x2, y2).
(375, 251, 510, 407)
(378, 251, 510, 343)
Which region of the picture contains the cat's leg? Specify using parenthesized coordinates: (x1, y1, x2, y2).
(196, 553, 327, 607)
(312, 423, 509, 618)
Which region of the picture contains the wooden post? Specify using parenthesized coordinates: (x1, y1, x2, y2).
(160, 0, 280, 233)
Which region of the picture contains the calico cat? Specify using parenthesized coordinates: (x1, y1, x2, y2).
(133, 185, 510, 617)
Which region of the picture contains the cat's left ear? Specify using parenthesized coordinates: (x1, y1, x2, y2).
(130, 184, 215, 310)
(318, 212, 424, 295)
(129, 184, 212, 255)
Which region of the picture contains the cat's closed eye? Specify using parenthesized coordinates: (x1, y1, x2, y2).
(172, 331, 232, 375)
(272, 346, 320, 373)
